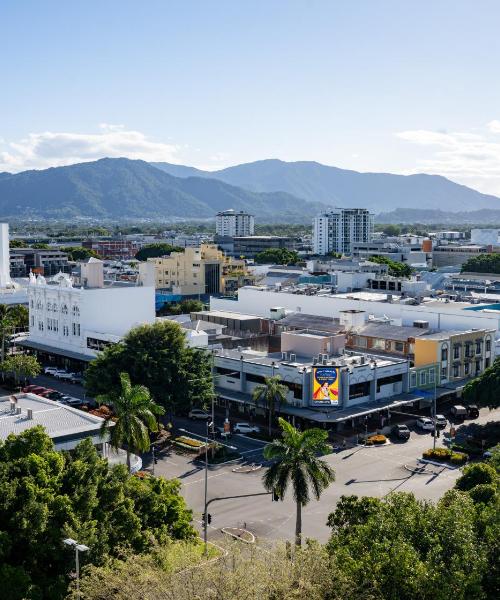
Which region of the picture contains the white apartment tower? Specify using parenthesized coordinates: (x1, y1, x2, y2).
(216, 209, 255, 237)
(313, 208, 374, 255)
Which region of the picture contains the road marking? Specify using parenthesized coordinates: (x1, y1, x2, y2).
(182, 471, 231, 485)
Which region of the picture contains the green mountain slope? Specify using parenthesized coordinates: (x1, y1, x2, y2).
(0, 158, 322, 221)
(152, 158, 500, 213)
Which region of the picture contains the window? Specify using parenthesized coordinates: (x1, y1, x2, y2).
(464, 343, 472, 358)
(30, 316, 34, 327)
(47, 302, 52, 312)
(87, 337, 114, 351)
(475, 340, 482, 354)
(453, 344, 461, 360)
(38, 321, 44, 331)
(30, 299, 34, 309)
(441, 367, 447, 380)
(53, 303, 58, 312)
(485, 358, 490, 368)
(62, 304, 68, 315)
(486, 338, 491, 352)
(63, 325, 69, 336)
(349, 381, 370, 399)
(352, 336, 367, 348)
(394, 341, 405, 352)
(215, 367, 241, 379)
(72, 305, 80, 318)
(441, 346, 448, 361)
(410, 371, 417, 388)
(72, 323, 80, 336)
(475, 360, 481, 374)
(453, 365, 460, 378)
(419, 371, 427, 386)
(376, 374, 403, 392)
(429, 369, 435, 383)
(464, 362, 470, 375)
(36, 300, 43, 310)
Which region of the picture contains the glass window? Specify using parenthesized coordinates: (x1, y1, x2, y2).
(441, 346, 448, 361)
(453, 345, 460, 360)
(486, 338, 491, 352)
(419, 371, 426, 386)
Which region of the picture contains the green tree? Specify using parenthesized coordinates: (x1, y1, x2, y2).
(97, 372, 165, 471)
(382, 224, 401, 236)
(254, 248, 299, 265)
(462, 252, 500, 274)
(59, 246, 100, 261)
(135, 243, 183, 261)
(369, 255, 413, 278)
(252, 375, 289, 436)
(85, 321, 214, 413)
(462, 357, 500, 409)
(263, 418, 335, 546)
(455, 462, 498, 491)
(9, 239, 27, 248)
(31, 242, 50, 249)
(0, 304, 29, 362)
(0, 427, 195, 600)
(1, 354, 41, 388)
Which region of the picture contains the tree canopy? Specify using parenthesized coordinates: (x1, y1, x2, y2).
(85, 320, 214, 413)
(135, 243, 183, 262)
(158, 299, 204, 316)
(369, 255, 413, 278)
(0, 426, 195, 600)
(462, 357, 500, 409)
(254, 248, 299, 265)
(462, 252, 500, 274)
(59, 246, 100, 261)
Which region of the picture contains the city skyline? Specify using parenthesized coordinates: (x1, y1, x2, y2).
(1, 1, 500, 195)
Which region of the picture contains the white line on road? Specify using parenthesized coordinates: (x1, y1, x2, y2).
(183, 470, 231, 486)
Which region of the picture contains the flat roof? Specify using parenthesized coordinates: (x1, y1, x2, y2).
(357, 322, 430, 341)
(0, 394, 111, 441)
(193, 309, 262, 321)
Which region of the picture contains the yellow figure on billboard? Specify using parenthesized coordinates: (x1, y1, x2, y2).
(312, 367, 339, 405)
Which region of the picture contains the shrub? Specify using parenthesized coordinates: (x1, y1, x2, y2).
(450, 452, 468, 465)
(423, 448, 452, 461)
(367, 434, 387, 445)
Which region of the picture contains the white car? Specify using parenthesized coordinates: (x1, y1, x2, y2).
(233, 422, 260, 434)
(435, 414, 448, 428)
(188, 408, 210, 420)
(57, 372, 77, 382)
(416, 417, 434, 431)
(44, 366, 59, 375)
(53, 369, 69, 379)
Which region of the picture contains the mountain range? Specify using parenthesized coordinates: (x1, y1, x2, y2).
(0, 157, 498, 221)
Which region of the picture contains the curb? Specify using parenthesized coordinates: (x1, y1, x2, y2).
(418, 458, 459, 470)
(221, 527, 256, 544)
(404, 464, 437, 475)
(232, 464, 262, 473)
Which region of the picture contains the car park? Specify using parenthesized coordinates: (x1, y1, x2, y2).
(233, 422, 260, 434)
(416, 417, 434, 431)
(188, 408, 210, 420)
(391, 424, 411, 440)
(435, 414, 448, 429)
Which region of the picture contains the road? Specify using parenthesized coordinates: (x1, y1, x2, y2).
(20, 377, 499, 545)
(149, 407, 499, 545)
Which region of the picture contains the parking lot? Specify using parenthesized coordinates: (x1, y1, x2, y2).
(148, 407, 500, 545)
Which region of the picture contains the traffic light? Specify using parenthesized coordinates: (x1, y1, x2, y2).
(202, 513, 212, 525)
(207, 513, 212, 524)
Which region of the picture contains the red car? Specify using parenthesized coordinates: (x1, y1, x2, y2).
(22, 385, 47, 395)
(38, 388, 56, 398)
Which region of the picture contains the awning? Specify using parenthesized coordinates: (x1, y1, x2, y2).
(17, 340, 94, 363)
(215, 386, 423, 424)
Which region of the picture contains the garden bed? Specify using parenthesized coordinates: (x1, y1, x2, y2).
(422, 447, 467, 465)
(173, 436, 207, 452)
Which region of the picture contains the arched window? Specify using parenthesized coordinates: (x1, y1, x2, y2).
(52, 303, 58, 312)
(61, 304, 68, 315)
(72, 306, 80, 318)
(36, 300, 43, 310)
(47, 302, 52, 312)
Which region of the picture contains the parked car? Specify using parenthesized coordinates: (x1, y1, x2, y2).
(22, 384, 46, 394)
(391, 424, 411, 440)
(69, 374, 84, 385)
(46, 390, 66, 401)
(44, 366, 59, 375)
(53, 369, 69, 379)
(55, 395, 74, 405)
(435, 414, 448, 429)
(188, 408, 210, 420)
(466, 405, 480, 419)
(64, 397, 85, 408)
(38, 388, 56, 398)
(416, 417, 434, 431)
(233, 422, 260, 434)
(450, 405, 467, 419)
(57, 371, 77, 382)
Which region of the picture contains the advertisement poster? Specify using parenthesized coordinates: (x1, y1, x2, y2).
(312, 367, 340, 406)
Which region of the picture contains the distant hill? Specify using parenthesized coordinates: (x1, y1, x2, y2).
(152, 159, 500, 213)
(376, 208, 500, 225)
(0, 158, 324, 222)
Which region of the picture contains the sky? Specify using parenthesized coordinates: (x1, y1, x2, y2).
(1, 0, 500, 195)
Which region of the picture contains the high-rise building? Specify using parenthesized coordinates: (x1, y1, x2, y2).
(216, 209, 255, 237)
(313, 208, 373, 255)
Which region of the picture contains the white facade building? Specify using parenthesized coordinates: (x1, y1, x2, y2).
(216, 209, 255, 237)
(26, 271, 155, 359)
(313, 208, 373, 255)
(470, 229, 500, 246)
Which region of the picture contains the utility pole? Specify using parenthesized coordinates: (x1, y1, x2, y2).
(203, 418, 212, 555)
(433, 368, 437, 451)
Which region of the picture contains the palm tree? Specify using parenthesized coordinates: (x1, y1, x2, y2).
(252, 375, 288, 436)
(263, 417, 335, 546)
(97, 372, 165, 472)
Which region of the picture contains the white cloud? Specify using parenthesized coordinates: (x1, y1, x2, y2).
(396, 123, 500, 196)
(0, 124, 181, 172)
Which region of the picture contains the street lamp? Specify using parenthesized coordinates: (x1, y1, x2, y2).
(63, 538, 89, 599)
(203, 419, 213, 556)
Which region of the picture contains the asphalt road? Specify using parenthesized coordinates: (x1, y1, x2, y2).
(150, 407, 500, 545)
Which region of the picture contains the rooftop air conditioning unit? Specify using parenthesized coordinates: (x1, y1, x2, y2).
(27, 408, 33, 420)
(322, 358, 328, 366)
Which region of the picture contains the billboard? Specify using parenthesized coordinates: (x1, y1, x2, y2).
(312, 367, 340, 406)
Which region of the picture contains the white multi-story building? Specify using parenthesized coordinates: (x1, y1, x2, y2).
(25, 260, 155, 361)
(313, 208, 373, 255)
(470, 229, 500, 246)
(216, 209, 255, 237)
